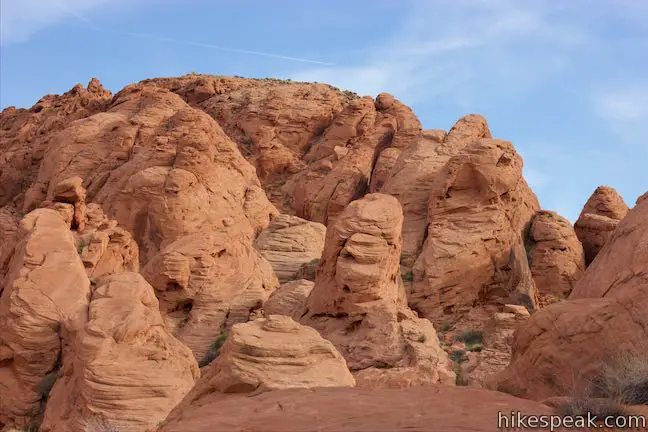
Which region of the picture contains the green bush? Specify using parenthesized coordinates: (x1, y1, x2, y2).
(198, 332, 228, 368)
(455, 330, 484, 351)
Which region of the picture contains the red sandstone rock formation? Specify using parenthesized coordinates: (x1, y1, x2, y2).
(494, 193, 648, 401)
(410, 137, 540, 327)
(527, 210, 585, 301)
(162, 315, 354, 426)
(41, 273, 199, 432)
(574, 186, 629, 265)
(300, 193, 454, 388)
(158, 385, 563, 432)
(253, 214, 326, 282)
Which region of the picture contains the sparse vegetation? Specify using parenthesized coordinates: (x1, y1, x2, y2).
(589, 349, 648, 405)
(455, 330, 484, 352)
(374, 361, 393, 369)
(555, 397, 628, 420)
(78, 238, 87, 253)
(198, 332, 228, 368)
(450, 349, 467, 364)
(86, 417, 121, 432)
(401, 271, 413, 282)
(450, 350, 469, 386)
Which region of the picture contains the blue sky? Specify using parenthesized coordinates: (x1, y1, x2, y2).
(1, 0, 646, 221)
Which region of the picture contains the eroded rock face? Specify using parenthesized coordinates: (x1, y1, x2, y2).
(574, 186, 629, 265)
(411, 138, 540, 326)
(0, 79, 112, 209)
(527, 211, 585, 301)
(158, 385, 560, 432)
(20, 84, 276, 265)
(0, 206, 21, 280)
(143, 77, 421, 221)
(300, 193, 454, 387)
(41, 272, 199, 432)
(570, 192, 648, 299)
(263, 279, 314, 320)
(369, 147, 401, 192)
(253, 214, 326, 282)
(461, 305, 530, 387)
(142, 232, 279, 360)
(492, 295, 648, 401)
(493, 194, 648, 401)
(0, 209, 90, 429)
(164, 315, 354, 425)
(380, 117, 491, 270)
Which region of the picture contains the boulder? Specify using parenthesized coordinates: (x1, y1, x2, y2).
(570, 192, 648, 299)
(493, 193, 648, 401)
(40, 272, 199, 432)
(0, 209, 90, 429)
(263, 279, 314, 320)
(300, 193, 454, 387)
(253, 214, 326, 282)
(527, 210, 585, 300)
(411, 138, 540, 326)
(164, 315, 354, 425)
(574, 186, 629, 265)
(141, 232, 279, 360)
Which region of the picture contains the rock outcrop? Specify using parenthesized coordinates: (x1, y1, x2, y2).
(0, 79, 112, 209)
(493, 193, 648, 400)
(0, 209, 90, 429)
(142, 232, 279, 360)
(253, 214, 326, 282)
(368, 147, 401, 192)
(526, 210, 585, 301)
(158, 385, 560, 432)
(380, 117, 490, 270)
(164, 315, 354, 425)
(570, 192, 647, 299)
(41, 272, 199, 432)
(263, 279, 314, 320)
(574, 186, 629, 265)
(20, 84, 276, 265)
(411, 138, 540, 326)
(300, 193, 454, 387)
(142, 77, 421, 223)
(461, 304, 530, 387)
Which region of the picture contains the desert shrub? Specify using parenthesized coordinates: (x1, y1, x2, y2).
(85, 417, 121, 432)
(450, 349, 467, 364)
(455, 330, 484, 350)
(401, 270, 413, 282)
(198, 332, 228, 368)
(555, 397, 627, 420)
(590, 349, 648, 405)
(78, 238, 87, 253)
(455, 368, 469, 386)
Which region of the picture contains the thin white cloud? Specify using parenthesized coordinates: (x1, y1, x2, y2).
(594, 89, 648, 123)
(0, 0, 111, 45)
(290, 0, 588, 103)
(592, 87, 648, 148)
(0, 0, 336, 65)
